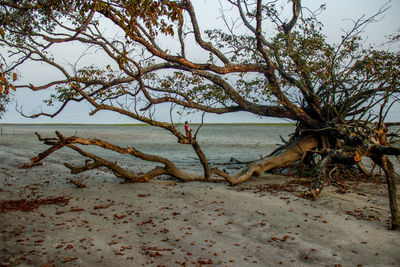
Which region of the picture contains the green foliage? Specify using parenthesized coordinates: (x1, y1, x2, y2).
(0, 0, 182, 42)
(0, 0, 398, 126)
(205, 29, 260, 64)
(155, 71, 230, 105)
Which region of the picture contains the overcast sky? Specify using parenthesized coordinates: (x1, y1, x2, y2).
(2, 0, 399, 124)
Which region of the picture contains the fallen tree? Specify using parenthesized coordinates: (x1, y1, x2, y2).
(1, 0, 399, 229)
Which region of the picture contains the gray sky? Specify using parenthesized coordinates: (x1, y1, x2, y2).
(2, 0, 399, 124)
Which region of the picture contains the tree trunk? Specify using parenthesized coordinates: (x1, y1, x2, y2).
(192, 141, 211, 180)
(215, 135, 318, 185)
(372, 155, 400, 231)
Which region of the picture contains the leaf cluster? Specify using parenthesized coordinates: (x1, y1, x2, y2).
(155, 71, 230, 105)
(205, 29, 260, 64)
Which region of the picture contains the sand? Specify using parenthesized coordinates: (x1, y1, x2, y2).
(1, 135, 400, 266)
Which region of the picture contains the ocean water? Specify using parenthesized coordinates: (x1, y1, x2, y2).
(2, 124, 399, 177)
(0, 124, 295, 174)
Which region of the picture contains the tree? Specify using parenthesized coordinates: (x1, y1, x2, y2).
(1, 0, 399, 229)
(0, 38, 16, 117)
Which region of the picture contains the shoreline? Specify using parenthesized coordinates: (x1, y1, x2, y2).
(0, 122, 296, 127)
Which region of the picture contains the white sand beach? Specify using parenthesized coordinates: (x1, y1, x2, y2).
(0, 125, 399, 266)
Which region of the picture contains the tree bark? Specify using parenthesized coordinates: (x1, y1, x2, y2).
(308, 154, 333, 200)
(214, 135, 318, 185)
(372, 155, 400, 230)
(192, 141, 211, 180)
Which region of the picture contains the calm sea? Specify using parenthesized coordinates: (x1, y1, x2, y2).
(2, 124, 399, 175)
(0, 124, 295, 173)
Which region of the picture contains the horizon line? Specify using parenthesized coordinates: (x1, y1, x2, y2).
(1, 122, 295, 126)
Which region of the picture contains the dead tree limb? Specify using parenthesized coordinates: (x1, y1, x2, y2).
(31, 132, 321, 187)
(31, 131, 207, 183)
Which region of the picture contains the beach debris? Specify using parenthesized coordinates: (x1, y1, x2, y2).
(0, 196, 70, 212)
(140, 246, 173, 258)
(68, 179, 87, 188)
(137, 193, 151, 197)
(20, 161, 43, 169)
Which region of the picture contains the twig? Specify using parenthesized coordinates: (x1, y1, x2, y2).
(20, 161, 43, 169)
(68, 179, 87, 188)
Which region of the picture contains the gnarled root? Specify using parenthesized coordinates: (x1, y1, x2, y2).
(304, 154, 333, 200)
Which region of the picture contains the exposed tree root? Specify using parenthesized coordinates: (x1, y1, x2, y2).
(356, 161, 371, 176)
